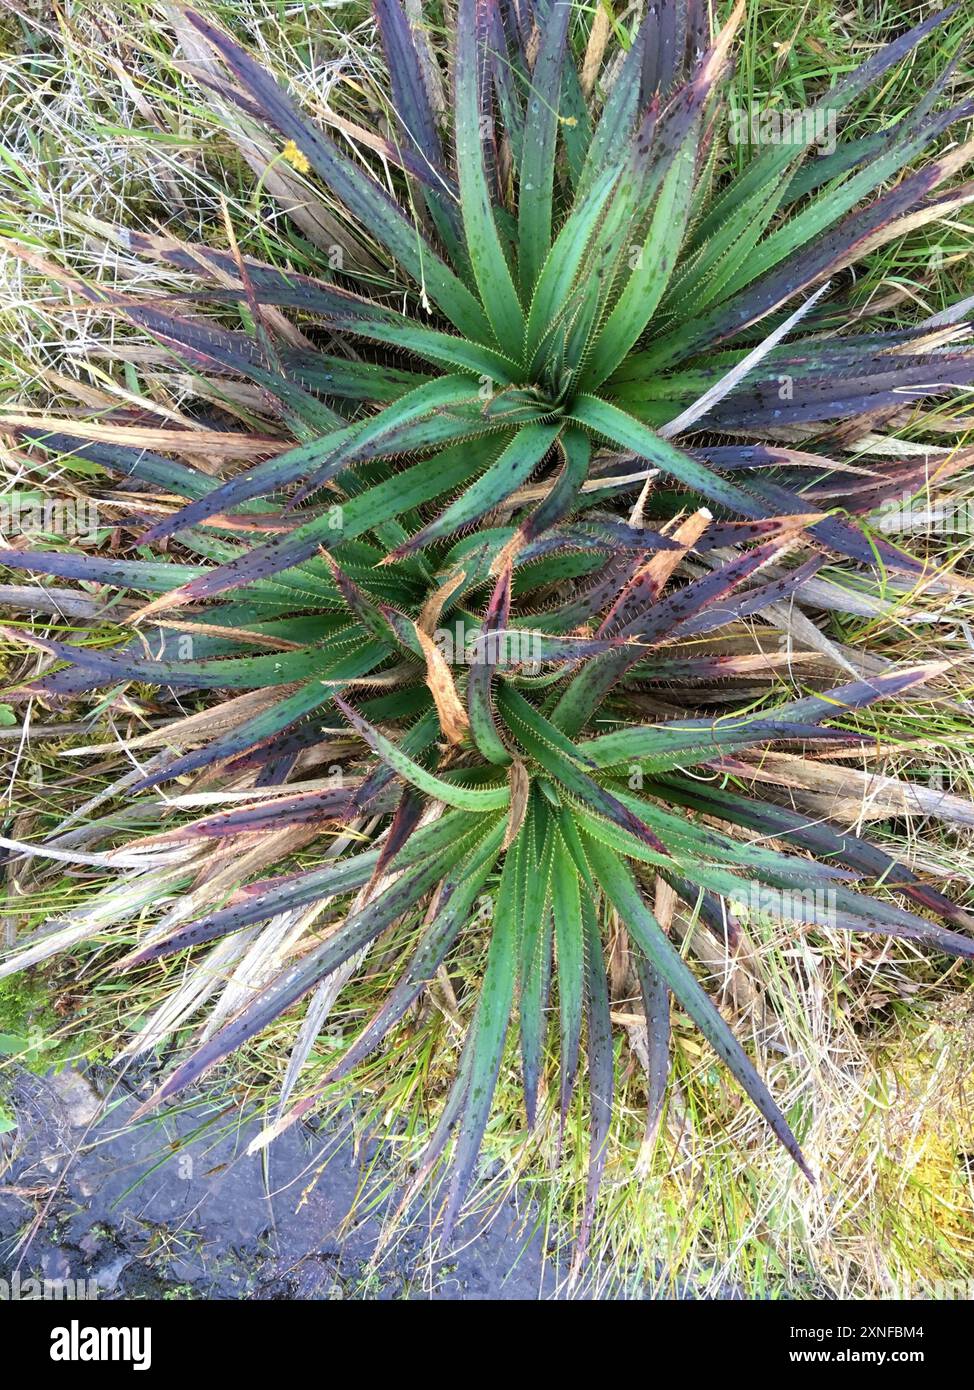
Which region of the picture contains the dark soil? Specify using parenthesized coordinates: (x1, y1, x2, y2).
(0, 1065, 562, 1300)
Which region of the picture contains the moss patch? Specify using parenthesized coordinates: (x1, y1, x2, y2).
(0, 968, 96, 1074)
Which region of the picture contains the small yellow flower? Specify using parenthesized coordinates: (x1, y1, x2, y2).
(281, 140, 310, 174)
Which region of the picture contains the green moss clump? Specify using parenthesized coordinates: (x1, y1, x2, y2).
(0, 968, 103, 1074)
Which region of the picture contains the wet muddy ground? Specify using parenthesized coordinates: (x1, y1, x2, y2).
(0, 1066, 562, 1300)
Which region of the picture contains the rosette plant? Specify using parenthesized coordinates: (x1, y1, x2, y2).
(2, 0, 974, 1254)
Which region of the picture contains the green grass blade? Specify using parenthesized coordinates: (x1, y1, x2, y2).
(335, 696, 511, 811)
(583, 834, 813, 1179)
(455, 0, 526, 353)
(517, 0, 572, 298)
